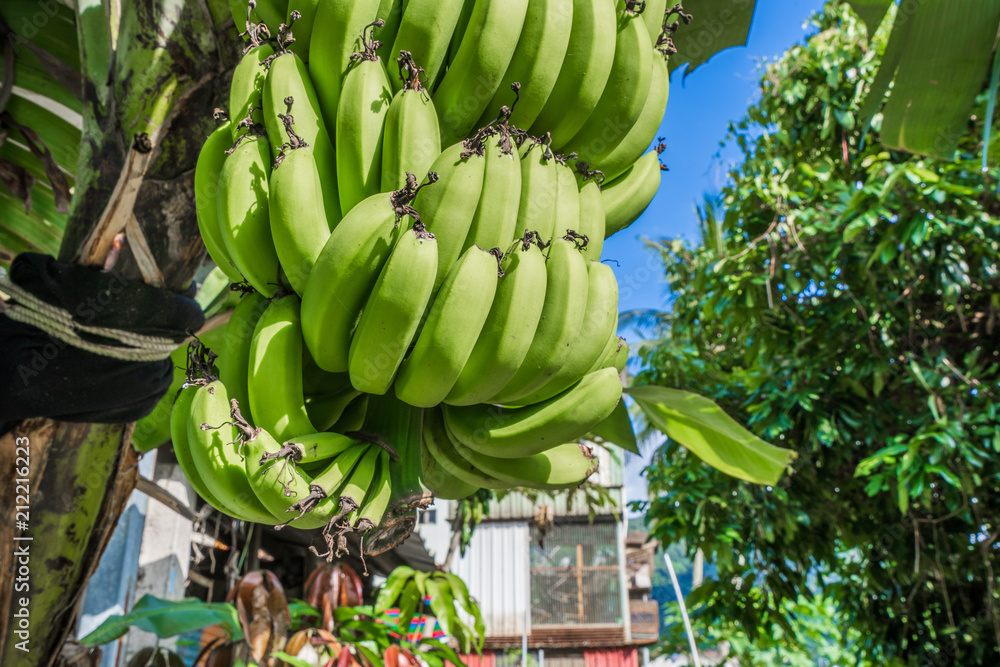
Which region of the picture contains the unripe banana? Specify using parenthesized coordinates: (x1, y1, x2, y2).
(417, 142, 486, 288)
(642, 0, 669, 44)
(309, 443, 371, 504)
(308, 0, 380, 132)
(587, 331, 620, 373)
(348, 224, 438, 395)
(551, 159, 582, 243)
(434, 0, 530, 147)
(452, 439, 598, 490)
(445, 238, 547, 406)
(300, 187, 417, 372)
(262, 52, 340, 227)
(421, 433, 477, 500)
(217, 135, 281, 297)
(305, 385, 363, 432)
(395, 245, 499, 408)
(517, 260, 618, 404)
(336, 25, 393, 214)
(195, 121, 244, 283)
(170, 385, 229, 512)
(187, 381, 279, 523)
(575, 177, 606, 261)
(230, 0, 287, 37)
(612, 336, 629, 372)
(490, 235, 589, 405)
(444, 366, 623, 458)
(286, 431, 359, 464)
(463, 136, 521, 254)
(219, 292, 269, 426)
(529, 0, 617, 148)
(423, 408, 507, 489)
(513, 140, 559, 243)
(381, 55, 442, 192)
(244, 427, 331, 529)
(248, 295, 316, 441)
(334, 394, 369, 433)
(286, 0, 320, 58)
(355, 450, 393, 532)
(563, 11, 653, 167)
(594, 54, 668, 182)
(602, 150, 662, 238)
(387, 0, 468, 94)
(476, 0, 574, 130)
(268, 147, 330, 295)
(229, 44, 275, 142)
(375, 0, 404, 64)
(338, 445, 383, 516)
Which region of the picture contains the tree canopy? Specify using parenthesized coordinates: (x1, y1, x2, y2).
(632, 3, 1000, 664)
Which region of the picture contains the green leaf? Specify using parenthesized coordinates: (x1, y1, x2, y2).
(418, 637, 467, 665)
(397, 580, 421, 636)
(669, 0, 757, 75)
(375, 566, 414, 614)
(269, 652, 316, 667)
(79, 595, 242, 646)
(589, 400, 639, 454)
(627, 386, 796, 485)
(843, 0, 892, 37)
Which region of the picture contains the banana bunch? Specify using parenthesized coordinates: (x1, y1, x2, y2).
(182, 0, 679, 538)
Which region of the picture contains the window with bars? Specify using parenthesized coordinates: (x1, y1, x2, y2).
(529, 522, 622, 626)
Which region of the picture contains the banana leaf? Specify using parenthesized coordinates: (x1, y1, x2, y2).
(79, 595, 243, 646)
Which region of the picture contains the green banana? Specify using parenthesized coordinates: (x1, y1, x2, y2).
(416, 142, 486, 288)
(421, 432, 477, 500)
(602, 149, 662, 238)
(308, 0, 380, 132)
(262, 51, 340, 227)
(395, 245, 499, 408)
(452, 439, 598, 490)
(490, 235, 589, 404)
(516, 259, 618, 404)
(244, 426, 331, 529)
(286, 431, 359, 464)
(434, 0, 530, 146)
(338, 445, 383, 515)
(575, 176, 606, 261)
(375, 0, 404, 64)
(551, 159, 581, 243)
(230, 0, 287, 37)
(463, 135, 521, 254)
(268, 147, 330, 295)
(195, 121, 243, 283)
(513, 139, 559, 243)
(381, 53, 442, 192)
(355, 449, 393, 532)
(612, 336, 628, 372)
(476, 0, 574, 130)
(387, 0, 468, 94)
(334, 394, 370, 433)
(529, 0, 617, 148)
(423, 408, 507, 489)
(588, 330, 620, 373)
(305, 385, 364, 432)
(306, 443, 372, 514)
(248, 295, 316, 441)
(445, 237, 547, 406)
(445, 0, 477, 72)
(348, 224, 438, 395)
(229, 44, 275, 142)
(642, 0, 669, 44)
(596, 41, 669, 181)
(218, 292, 268, 426)
(217, 135, 281, 297)
(563, 10, 653, 167)
(286, 0, 320, 58)
(170, 385, 229, 513)
(443, 366, 623, 458)
(300, 183, 422, 372)
(187, 381, 279, 523)
(336, 22, 393, 214)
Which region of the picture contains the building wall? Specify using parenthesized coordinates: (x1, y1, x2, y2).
(452, 521, 531, 637)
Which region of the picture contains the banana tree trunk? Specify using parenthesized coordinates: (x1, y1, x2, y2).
(0, 1, 236, 664)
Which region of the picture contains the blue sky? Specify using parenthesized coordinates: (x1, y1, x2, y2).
(618, 0, 828, 511)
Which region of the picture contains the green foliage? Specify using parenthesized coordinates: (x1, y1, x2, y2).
(79, 595, 243, 645)
(632, 3, 1000, 664)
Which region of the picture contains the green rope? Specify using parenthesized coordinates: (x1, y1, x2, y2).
(0, 274, 179, 362)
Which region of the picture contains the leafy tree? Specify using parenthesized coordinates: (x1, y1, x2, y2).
(630, 3, 1000, 664)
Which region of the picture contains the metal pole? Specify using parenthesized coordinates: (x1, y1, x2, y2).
(538, 648, 545, 667)
(664, 552, 701, 667)
(642, 647, 649, 667)
(522, 603, 529, 667)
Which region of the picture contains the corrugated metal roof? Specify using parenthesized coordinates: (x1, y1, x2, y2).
(484, 486, 624, 521)
(452, 522, 531, 637)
